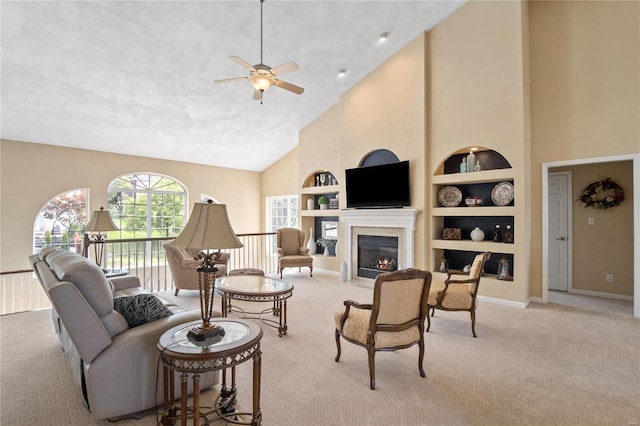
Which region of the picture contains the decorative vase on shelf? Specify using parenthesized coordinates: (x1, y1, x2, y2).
(459, 159, 467, 173)
(323, 246, 330, 256)
(470, 227, 485, 242)
(307, 228, 316, 255)
(466, 151, 476, 173)
(334, 242, 339, 257)
(493, 225, 503, 242)
(306, 198, 314, 210)
(497, 256, 512, 280)
(504, 225, 514, 243)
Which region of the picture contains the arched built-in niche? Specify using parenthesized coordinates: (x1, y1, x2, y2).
(435, 147, 511, 175)
(358, 149, 400, 168)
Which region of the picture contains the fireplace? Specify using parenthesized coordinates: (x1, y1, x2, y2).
(358, 235, 399, 279)
(341, 209, 418, 281)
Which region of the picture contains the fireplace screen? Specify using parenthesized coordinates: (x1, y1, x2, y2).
(357, 235, 399, 279)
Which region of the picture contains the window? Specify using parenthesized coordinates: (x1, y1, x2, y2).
(266, 195, 299, 231)
(33, 189, 88, 254)
(107, 173, 187, 238)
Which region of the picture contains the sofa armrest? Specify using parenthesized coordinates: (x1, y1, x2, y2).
(110, 276, 142, 292)
(86, 309, 217, 420)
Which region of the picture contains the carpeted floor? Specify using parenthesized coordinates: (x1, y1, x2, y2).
(1, 269, 639, 425)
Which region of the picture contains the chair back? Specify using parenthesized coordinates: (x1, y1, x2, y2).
(467, 252, 491, 294)
(277, 228, 305, 255)
(371, 269, 432, 332)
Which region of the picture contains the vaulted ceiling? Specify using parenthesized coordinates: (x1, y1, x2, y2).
(1, 1, 464, 171)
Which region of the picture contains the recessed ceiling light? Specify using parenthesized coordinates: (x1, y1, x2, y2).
(338, 69, 347, 78)
(378, 32, 389, 43)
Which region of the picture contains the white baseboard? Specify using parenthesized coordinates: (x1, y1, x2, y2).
(477, 295, 528, 309)
(568, 288, 634, 302)
(528, 296, 543, 304)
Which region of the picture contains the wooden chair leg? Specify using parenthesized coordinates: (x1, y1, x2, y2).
(426, 307, 432, 332)
(174, 288, 179, 296)
(309, 266, 313, 277)
(334, 330, 341, 362)
(367, 347, 376, 390)
(418, 336, 425, 378)
(470, 309, 477, 338)
(279, 267, 283, 279)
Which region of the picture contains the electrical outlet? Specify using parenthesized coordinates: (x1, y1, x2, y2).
(606, 274, 614, 282)
(588, 217, 595, 225)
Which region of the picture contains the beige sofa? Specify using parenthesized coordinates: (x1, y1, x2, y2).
(29, 247, 217, 420)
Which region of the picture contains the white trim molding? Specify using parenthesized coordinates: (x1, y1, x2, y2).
(341, 209, 418, 281)
(542, 153, 640, 318)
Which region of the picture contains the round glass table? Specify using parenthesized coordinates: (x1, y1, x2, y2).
(216, 275, 294, 336)
(157, 318, 263, 425)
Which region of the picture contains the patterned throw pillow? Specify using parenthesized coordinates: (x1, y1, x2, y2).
(113, 294, 173, 328)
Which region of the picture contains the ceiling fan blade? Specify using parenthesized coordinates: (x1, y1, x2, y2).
(253, 89, 263, 101)
(214, 76, 248, 84)
(229, 56, 256, 72)
(270, 61, 300, 76)
(275, 79, 304, 95)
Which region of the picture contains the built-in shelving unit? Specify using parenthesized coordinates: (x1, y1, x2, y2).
(431, 149, 516, 281)
(300, 171, 341, 271)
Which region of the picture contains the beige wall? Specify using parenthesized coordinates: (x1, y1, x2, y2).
(529, 0, 640, 297)
(292, 34, 428, 271)
(261, 146, 300, 232)
(428, 0, 530, 302)
(0, 139, 261, 270)
(551, 162, 634, 296)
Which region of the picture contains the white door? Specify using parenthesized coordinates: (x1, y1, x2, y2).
(548, 173, 570, 291)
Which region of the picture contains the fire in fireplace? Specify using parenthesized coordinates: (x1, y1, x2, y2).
(358, 235, 399, 279)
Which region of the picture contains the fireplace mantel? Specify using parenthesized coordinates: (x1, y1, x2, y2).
(341, 209, 418, 280)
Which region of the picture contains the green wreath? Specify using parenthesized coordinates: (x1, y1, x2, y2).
(578, 177, 625, 209)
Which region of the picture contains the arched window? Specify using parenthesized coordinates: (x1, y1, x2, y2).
(33, 189, 88, 254)
(107, 173, 187, 238)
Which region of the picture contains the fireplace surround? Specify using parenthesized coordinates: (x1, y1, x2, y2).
(341, 209, 418, 281)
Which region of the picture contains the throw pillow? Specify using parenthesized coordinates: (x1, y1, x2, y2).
(114, 294, 173, 328)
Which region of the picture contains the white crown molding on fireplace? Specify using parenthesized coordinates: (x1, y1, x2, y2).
(341, 209, 418, 281)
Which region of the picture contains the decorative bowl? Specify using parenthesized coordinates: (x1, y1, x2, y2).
(465, 197, 483, 206)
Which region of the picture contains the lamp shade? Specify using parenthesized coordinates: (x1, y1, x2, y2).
(172, 202, 243, 250)
(85, 207, 119, 232)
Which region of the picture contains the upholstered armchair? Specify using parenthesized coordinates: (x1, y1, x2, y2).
(427, 251, 490, 337)
(276, 228, 313, 279)
(334, 268, 432, 390)
(163, 242, 230, 295)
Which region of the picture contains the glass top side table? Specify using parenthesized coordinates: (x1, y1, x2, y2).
(216, 275, 294, 336)
(157, 318, 263, 426)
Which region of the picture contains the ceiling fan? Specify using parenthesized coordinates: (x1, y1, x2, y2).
(214, 0, 304, 103)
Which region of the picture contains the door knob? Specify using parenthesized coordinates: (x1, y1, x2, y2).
(555, 237, 566, 241)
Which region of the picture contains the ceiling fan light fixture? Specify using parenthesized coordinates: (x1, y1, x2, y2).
(249, 73, 274, 91)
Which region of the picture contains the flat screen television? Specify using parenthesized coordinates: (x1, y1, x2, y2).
(345, 161, 411, 208)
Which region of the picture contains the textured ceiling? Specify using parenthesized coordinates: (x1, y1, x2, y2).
(1, 1, 464, 171)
